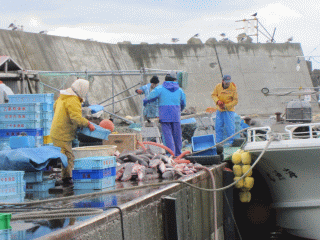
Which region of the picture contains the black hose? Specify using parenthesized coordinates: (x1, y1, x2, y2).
(104, 206, 125, 240)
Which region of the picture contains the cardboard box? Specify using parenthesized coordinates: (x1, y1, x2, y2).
(102, 133, 142, 153)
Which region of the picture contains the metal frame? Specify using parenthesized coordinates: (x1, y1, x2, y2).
(37, 68, 179, 126)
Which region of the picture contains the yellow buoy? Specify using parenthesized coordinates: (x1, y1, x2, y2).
(233, 165, 243, 177)
(242, 165, 252, 177)
(239, 191, 251, 203)
(244, 176, 254, 189)
(241, 151, 252, 165)
(232, 152, 242, 164)
(234, 177, 244, 188)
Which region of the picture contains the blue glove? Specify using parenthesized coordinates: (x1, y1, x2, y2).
(143, 98, 148, 107)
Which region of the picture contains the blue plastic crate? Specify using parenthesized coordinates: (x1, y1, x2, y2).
(0, 111, 40, 122)
(8, 93, 54, 103)
(0, 103, 41, 113)
(0, 171, 24, 186)
(9, 136, 35, 149)
(25, 191, 54, 200)
(0, 128, 43, 138)
(9, 136, 42, 149)
(43, 128, 50, 136)
(72, 167, 116, 180)
(192, 134, 217, 155)
(26, 179, 56, 192)
(0, 229, 11, 240)
(40, 120, 52, 129)
(0, 120, 41, 130)
(0, 183, 25, 197)
(11, 230, 26, 240)
(73, 176, 116, 190)
(24, 171, 43, 183)
(41, 111, 53, 120)
(74, 156, 116, 170)
(181, 118, 197, 125)
(0, 193, 25, 204)
(41, 103, 54, 111)
(79, 123, 111, 140)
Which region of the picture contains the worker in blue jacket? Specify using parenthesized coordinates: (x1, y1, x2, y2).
(144, 71, 186, 156)
(136, 76, 160, 122)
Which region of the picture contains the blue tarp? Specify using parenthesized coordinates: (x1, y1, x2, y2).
(0, 146, 68, 171)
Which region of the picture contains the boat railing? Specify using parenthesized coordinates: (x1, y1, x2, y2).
(247, 126, 272, 143)
(284, 123, 320, 140)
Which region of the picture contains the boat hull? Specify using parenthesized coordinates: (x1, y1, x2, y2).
(244, 139, 320, 239)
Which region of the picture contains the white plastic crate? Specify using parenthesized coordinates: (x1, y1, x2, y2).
(0, 120, 41, 129)
(0, 111, 41, 122)
(74, 156, 116, 170)
(0, 103, 41, 113)
(8, 93, 54, 103)
(73, 176, 116, 190)
(26, 179, 55, 192)
(24, 171, 43, 183)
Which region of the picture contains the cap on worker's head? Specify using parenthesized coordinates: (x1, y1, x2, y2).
(165, 70, 177, 81)
(71, 78, 90, 100)
(150, 76, 159, 84)
(222, 75, 232, 83)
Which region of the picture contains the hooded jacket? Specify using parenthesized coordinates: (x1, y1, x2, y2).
(50, 79, 90, 142)
(211, 82, 238, 112)
(145, 81, 186, 122)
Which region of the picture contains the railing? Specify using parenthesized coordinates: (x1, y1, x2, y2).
(247, 123, 320, 143)
(285, 123, 320, 139)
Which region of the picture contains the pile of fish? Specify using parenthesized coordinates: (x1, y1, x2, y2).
(115, 148, 202, 181)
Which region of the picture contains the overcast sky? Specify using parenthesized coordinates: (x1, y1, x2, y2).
(2, 0, 320, 69)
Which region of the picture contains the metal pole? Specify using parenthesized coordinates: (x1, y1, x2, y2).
(103, 110, 134, 124)
(98, 82, 141, 105)
(140, 68, 145, 128)
(112, 73, 115, 114)
(103, 94, 139, 107)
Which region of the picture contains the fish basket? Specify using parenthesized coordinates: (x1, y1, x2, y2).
(0, 128, 43, 138)
(73, 176, 116, 190)
(41, 103, 54, 111)
(26, 179, 56, 192)
(8, 93, 54, 104)
(72, 145, 117, 159)
(73, 156, 116, 170)
(78, 123, 111, 140)
(24, 171, 43, 183)
(72, 167, 116, 180)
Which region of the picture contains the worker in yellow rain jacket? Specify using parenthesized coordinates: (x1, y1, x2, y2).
(50, 79, 95, 186)
(211, 75, 238, 146)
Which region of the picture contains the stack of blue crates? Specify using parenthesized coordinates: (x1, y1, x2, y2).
(0, 93, 54, 148)
(72, 156, 116, 190)
(25, 171, 56, 194)
(0, 171, 26, 204)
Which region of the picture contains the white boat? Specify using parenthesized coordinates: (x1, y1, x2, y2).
(243, 123, 320, 239)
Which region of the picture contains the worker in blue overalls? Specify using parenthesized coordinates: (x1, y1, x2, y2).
(143, 71, 186, 156)
(135, 76, 160, 122)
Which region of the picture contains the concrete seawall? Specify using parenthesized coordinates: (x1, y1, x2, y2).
(0, 29, 314, 116)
